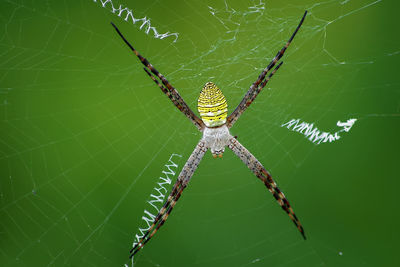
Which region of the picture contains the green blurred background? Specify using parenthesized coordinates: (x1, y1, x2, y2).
(0, 0, 399, 266)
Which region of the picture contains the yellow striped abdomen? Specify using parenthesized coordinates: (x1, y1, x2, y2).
(198, 82, 228, 127)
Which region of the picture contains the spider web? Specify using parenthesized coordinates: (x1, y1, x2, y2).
(0, 0, 399, 266)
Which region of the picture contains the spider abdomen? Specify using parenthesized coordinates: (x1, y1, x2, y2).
(202, 125, 232, 158)
(198, 82, 228, 127)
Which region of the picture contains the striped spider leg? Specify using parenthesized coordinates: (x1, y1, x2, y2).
(226, 11, 307, 128)
(130, 140, 207, 258)
(111, 22, 205, 131)
(228, 137, 306, 239)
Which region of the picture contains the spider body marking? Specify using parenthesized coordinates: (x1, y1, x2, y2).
(111, 10, 308, 259)
(198, 81, 228, 127)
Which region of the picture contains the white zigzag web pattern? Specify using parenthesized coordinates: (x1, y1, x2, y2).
(93, 0, 179, 42)
(281, 118, 357, 145)
(132, 154, 181, 249)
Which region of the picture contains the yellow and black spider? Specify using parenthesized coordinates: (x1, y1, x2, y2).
(111, 10, 308, 259)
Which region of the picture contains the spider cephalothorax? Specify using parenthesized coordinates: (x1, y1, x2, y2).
(111, 10, 308, 259)
(202, 124, 231, 158)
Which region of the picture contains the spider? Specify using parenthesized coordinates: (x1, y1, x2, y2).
(111, 10, 307, 259)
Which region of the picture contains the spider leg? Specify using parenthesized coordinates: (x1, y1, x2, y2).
(130, 140, 208, 258)
(111, 22, 205, 131)
(227, 137, 306, 239)
(132, 183, 186, 256)
(130, 180, 184, 255)
(143, 68, 186, 114)
(249, 61, 283, 104)
(227, 11, 307, 128)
